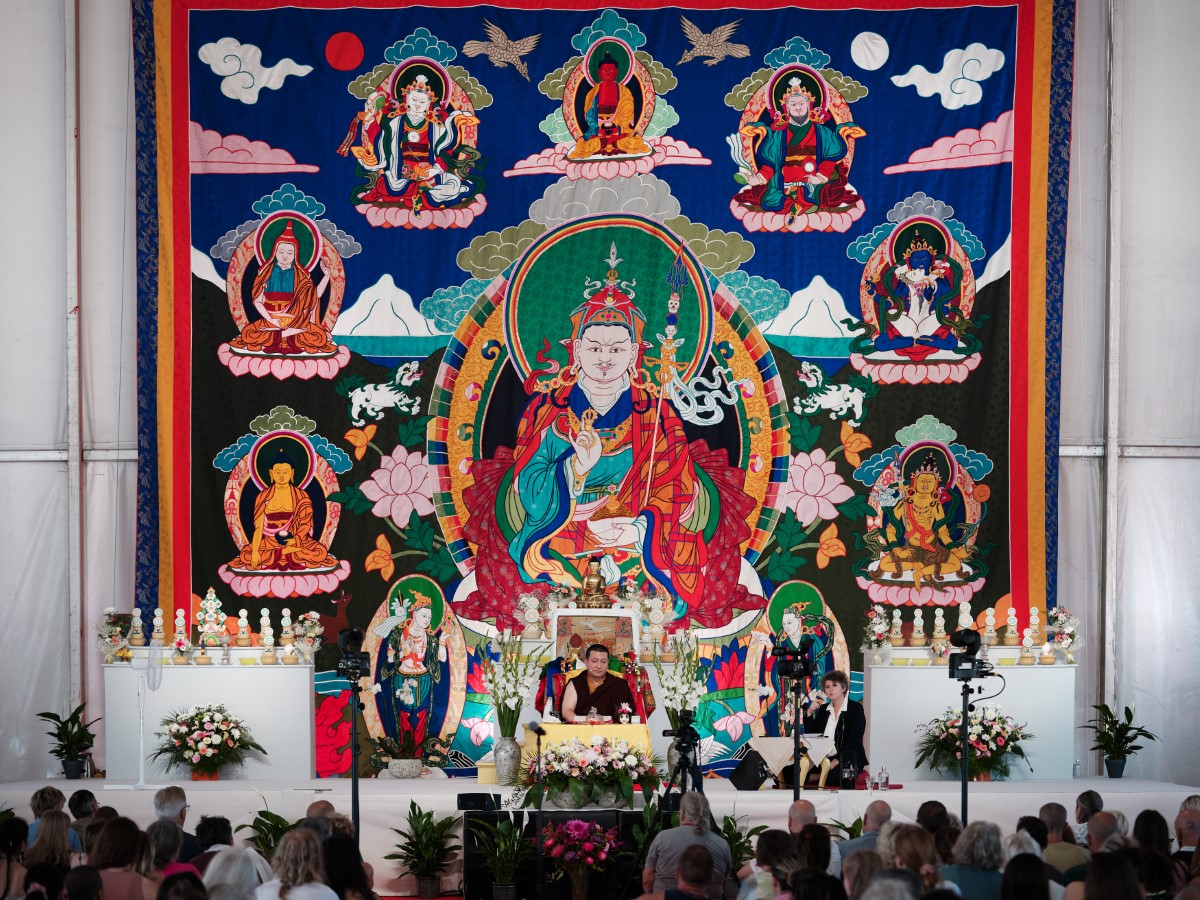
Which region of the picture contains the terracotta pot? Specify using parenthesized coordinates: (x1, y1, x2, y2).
(190, 770, 220, 781)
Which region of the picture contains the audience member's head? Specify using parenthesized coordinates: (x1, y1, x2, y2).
(795, 823, 832, 871)
(83, 821, 107, 858)
(93, 807, 119, 825)
(1038, 802, 1069, 844)
(675, 844, 714, 893)
(0, 816, 28, 858)
(1110, 810, 1129, 835)
(195, 816, 234, 851)
(295, 817, 332, 843)
(327, 815, 355, 840)
(321, 834, 370, 900)
(88, 817, 142, 870)
(1083, 851, 1140, 900)
(154, 787, 188, 826)
(1132, 808, 1172, 855)
(64, 865, 103, 900)
(68, 791, 97, 821)
(305, 801, 335, 820)
(132, 831, 156, 877)
(679, 791, 712, 835)
(1176, 808, 1200, 849)
(858, 868, 922, 900)
(1180, 795, 1200, 813)
(1099, 833, 1137, 853)
(1085, 811, 1119, 852)
(148, 820, 184, 870)
(891, 824, 940, 892)
(30, 786, 67, 819)
(933, 825, 960, 866)
(157, 871, 207, 900)
(953, 821, 1005, 872)
(843, 848, 884, 900)
(26, 809, 74, 869)
(203, 847, 272, 900)
(863, 800, 893, 833)
(788, 799, 817, 833)
(875, 821, 901, 869)
(1127, 846, 1174, 895)
(754, 829, 798, 871)
(1015, 815, 1048, 849)
(776, 866, 835, 900)
(916, 800, 949, 835)
(272, 829, 326, 893)
(1002, 830, 1042, 863)
(1076, 789, 1104, 824)
(999, 852, 1049, 900)
(24, 863, 67, 900)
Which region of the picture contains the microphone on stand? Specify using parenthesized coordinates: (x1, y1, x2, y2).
(528, 721, 548, 737)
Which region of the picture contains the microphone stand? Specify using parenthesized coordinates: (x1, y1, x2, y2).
(959, 680, 973, 826)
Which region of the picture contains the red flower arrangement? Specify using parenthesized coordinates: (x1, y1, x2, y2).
(542, 818, 621, 900)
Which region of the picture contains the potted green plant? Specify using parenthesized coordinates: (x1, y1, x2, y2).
(234, 805, 296, 858)
(385, 800, 462, 899)
(719, 813, 769, 872)
(469, 814, 535, 900)
(368, 733, 423, 778)
(1081, 704, 1158, 778)
(36, 703, 101, 779)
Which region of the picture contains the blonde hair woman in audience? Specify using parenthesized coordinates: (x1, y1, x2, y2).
(891, 824, 946, 894)
(24, 810, 81, 873)
(875, 822, 901, 870)
(204, 847, 273, 900)
(843, 848, 884, 900)
(255, 830, 336, 900)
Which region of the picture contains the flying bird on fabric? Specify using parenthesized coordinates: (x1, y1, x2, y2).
(678, 17, 750, 67)
(463, 20, 541, 81)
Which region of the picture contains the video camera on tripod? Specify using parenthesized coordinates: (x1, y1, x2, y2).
(772, 637, 815, 680)
(947, 629, 993, 681)
(663, 708, 700, 751)
(336, 628, 372, 680)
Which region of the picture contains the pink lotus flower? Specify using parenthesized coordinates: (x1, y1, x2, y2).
(781, 449, 855, 526)
(360, 445, 435, 527)
(460, 717, 494, 747)
(713, 710, 756, 743)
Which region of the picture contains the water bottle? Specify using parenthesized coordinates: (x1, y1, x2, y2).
(1073, 759, 1082, 778)
(879, 765, 890, 791)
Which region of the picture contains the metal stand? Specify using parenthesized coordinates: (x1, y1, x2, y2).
(959, 680, 973, 826)
(535, 727, 545, 894)
(790, 674, 810, 802)
(348, 680, 364, 844)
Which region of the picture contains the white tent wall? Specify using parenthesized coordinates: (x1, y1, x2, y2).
(2, 0, 1198, 787)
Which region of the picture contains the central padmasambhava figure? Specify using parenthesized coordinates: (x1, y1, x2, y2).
(462, 246, 757, 626)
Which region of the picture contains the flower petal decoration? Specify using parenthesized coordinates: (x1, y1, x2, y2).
(360, 445, 435, 527)
(364, 533, 394, 581)
(815, 522, 847, 569)
(780, 448, 855, 526)
(839, 421, 873, 468)
(460, 717, 494, 747)
(712, 710, 756, 743)
(344, 424, 377, 461)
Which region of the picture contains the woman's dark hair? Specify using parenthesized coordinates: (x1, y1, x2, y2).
(23, 864, 66, 900)
(1132, 809, 1172, 856)
(147, 820, 183, 870)
(321, 835, 371, 900)
(1083, 852, 1140, 900)
(1127, 846, 1174, 894)
(195, 817, 233, 851)
(794, 824, 832, 871)
(778, 866, 832, 900)
(933, 825, 960, 865)
(0, 817, 28, 857)
(917, 801, 950, 834)
(64, 866, 104, 900)
(1000, 852, 1050, 900)
(1016, 815, 1049, 849)
(89, 816, 142, 869)
(821, 670, 850, 692)
(754, 829, 796, 868)
(157, 871, 207, 900)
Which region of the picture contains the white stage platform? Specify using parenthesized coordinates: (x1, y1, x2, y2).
(3, 776, 1197, 896)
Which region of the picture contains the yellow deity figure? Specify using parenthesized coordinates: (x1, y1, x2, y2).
(876, 451, 968, 590)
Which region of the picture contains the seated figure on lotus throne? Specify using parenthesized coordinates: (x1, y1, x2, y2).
(736, 66, 863, 217)
(461, 245, 757, 627)
(865, 224, 968, 359)
(568, 50, 651, 160)
(229, 221, 337, 356)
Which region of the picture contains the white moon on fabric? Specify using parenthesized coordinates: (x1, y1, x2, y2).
(851, 32, 889, 71)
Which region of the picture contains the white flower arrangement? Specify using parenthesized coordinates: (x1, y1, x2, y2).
(151, 703, 265, 775)
(652, 629, 706, 729)
(1046, 607, 1080, 663)
(293, 611, 323, 661)
(861, 604, 890, 651)
(480, 629, 548, 738)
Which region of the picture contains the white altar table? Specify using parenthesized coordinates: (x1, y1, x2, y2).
(103, 655, 315, 781)
(864, 647, 1076, 783)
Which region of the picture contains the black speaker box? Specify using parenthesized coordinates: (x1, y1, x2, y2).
(729, 749, 773, 791)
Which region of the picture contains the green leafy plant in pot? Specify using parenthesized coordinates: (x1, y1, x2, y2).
(1081, 704, 1158, 778)
(469, 814, 535, 900)
(36, 704, 100, 779)
(385, 800, 461, 899)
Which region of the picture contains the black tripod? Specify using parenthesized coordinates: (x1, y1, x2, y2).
(788, 672, 811, 802)
(348, 678, 364, 840)
(651, 719, 703, 836)
(958, 679, 978, 826)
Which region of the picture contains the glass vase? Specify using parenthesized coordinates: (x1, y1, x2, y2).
(566, 866, 589, 900)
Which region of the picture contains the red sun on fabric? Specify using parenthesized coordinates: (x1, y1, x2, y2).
(325, 32, 364, 71)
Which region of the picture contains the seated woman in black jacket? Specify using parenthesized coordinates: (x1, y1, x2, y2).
(795, 669, 868, 789)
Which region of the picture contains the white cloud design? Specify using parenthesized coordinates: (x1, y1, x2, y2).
(891, 42, 1005, 110)
(198, 37, 312, 105)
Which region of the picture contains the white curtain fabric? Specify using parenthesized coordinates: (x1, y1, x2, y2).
(3, 0, 1200, 788)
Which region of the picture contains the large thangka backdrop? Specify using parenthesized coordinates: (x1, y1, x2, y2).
(134, 0, 1074, 774)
